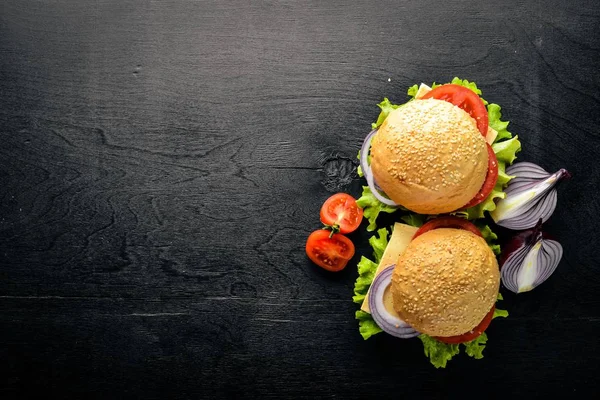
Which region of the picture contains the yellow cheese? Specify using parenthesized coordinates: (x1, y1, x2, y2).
(415, 83, 432, 99)
(360, 222, 418, 313)
(486, 126, 498, 145)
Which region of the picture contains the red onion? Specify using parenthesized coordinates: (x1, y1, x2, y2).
(359, 129, 399, 207)
(491, 162, 570, 230)
(368, 265, 419, 338)
(500, 220, 564, 293)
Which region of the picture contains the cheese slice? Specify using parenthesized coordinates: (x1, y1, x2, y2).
(414, 83, 432, 99)
(360, 223, 418, 313)
(486, 126, 498, 145)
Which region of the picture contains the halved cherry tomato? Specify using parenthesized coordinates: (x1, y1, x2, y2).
(435, 306, 495, 344)
(305, 230, 355, 272)
(320, 193, 364, 234)
(422, 84, 489, 136)
(413, 216, 482, 239)
(462, 143, 499, 209)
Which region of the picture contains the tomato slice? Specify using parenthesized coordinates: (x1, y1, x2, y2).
(320, 193, 364, 234)
(462, 143, 499, 209)
(413, 216, 482, 239)
(305, 230, 355, 272)
(421, 84, 489, 136)
(435, 306, 495, 344)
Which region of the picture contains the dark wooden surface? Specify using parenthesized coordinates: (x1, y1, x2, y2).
(1, 1, 599, 398)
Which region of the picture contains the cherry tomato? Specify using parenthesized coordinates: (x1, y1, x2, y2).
(320, 193, 364, 234)
(305, 230, 355, 272)
(435, 306, 495, 344)
(422, 84, 489, 136)
(413, 216, 482, 239)
(462, 143, 499, 209)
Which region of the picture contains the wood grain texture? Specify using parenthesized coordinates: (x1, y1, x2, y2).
(1, 0, 599, 398)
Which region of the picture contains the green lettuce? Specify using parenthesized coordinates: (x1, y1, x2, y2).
(488, 103, 512, 142)
(407, 84, 419, 97)
(353, 228, 389, 339)
(476, 223, 501, 255)
(356, 310, 383, 339)
(356, 186, 398, 231)
(418, 335, 460, 368)
(369, 227, 389, 263)
(352, 256, 379, 304)
(464, 332, 488, 359)
(493, 135, 522, 164)
(372, 98, 401, 130)
(400, 213, 426, 228)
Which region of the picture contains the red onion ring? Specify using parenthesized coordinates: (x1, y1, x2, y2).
(368, 265, 419, 339)
(359, 129, 399, 207)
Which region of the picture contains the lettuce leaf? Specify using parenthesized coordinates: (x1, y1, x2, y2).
(476, 223, 501, 256)
(487, 103, 512, 142)
(493, 135, 522, 164)
(356, 310, 383, 339)
(369, 227, 390, 264)
(353, 229, 390, 339)
(464, 332, 488, 359)
(496, 161, 513, 187)
(418, 335, 460, 368)
(371, 98, 401, 130)
(356, 186, 398, 231)
(400, 213, 426, 228)
(493, 308, 509, 319)
(407, 84, 419, 98)
(352, 256, 379, 304)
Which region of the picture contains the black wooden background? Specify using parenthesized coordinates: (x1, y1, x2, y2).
(2, 1, 599, 398)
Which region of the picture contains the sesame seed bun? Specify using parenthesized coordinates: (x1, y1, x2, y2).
(390, 228, 500, 337)
(370, 99, 488, 214)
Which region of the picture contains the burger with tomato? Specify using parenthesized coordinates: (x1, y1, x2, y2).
(365, 83, 499, 214)
(391, 217, 499, 342)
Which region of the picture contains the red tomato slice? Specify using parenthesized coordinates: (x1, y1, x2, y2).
(413, 216, 482, 239)
(462, 143, 499, 209)
(320, 193, 364, 234)
(435, 306, 495, 344)
(305, 230, 355, 272)
(421, 84, 489, 136)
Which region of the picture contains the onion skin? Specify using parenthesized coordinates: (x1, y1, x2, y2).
(499, 219, 545, 267)
(499, 219, 564, 293)
(492, 163, 570, 230)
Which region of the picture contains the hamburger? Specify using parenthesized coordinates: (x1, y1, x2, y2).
(363, 218, 501, 345)
(391, 227, 500, 337)
(370, 98, 489, 214)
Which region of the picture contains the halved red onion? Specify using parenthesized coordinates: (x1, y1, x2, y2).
(360, 129, 399, 207)
(500, 221, 563, 293)
(368, 264, 419, 338)
(491, 162, 570, 230)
